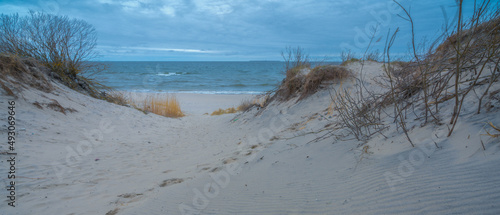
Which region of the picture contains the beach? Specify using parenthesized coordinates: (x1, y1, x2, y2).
(1, 1, 499, 214)
(123, 92, 256, 115)
(1, 61, 500, 215)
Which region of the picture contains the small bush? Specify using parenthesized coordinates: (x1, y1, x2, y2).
(0, 11, 108, 100)
(276, 46, 311, 99)
(282, 46, 310, 77)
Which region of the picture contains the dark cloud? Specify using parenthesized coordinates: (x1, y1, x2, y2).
(0, 0, 478, 61)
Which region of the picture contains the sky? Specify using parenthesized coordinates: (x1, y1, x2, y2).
(0, 0, 487, 61)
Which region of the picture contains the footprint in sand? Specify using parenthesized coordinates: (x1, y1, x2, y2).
(105, 208, 119, 215)
(159, 178, 184, 187)
(117, 193, 143, 198)
(222, 157, 237, 164)
(113, 192, 145, 206)
(200, 167, 211, 172)
(210, 167, 222, 172)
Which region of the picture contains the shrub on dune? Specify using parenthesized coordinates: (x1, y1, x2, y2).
(302, 65, 352, 98)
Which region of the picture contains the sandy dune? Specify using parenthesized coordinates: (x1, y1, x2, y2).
(1, 62, 500, 215)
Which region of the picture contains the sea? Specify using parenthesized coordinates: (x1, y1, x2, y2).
(93, 61, 286, 94)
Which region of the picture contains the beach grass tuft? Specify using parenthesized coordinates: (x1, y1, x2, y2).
(302, 65, 352, 98)
(143, 94, 184, 118)
(127, 93, 184, 118)
(237, 100, 255, 112)
(211, 107, 237, 116)
(0, 54, 54, 95)
(340, 49, 360, 66)
(340, 57, 360, 66)
(237, 95, 269, 112)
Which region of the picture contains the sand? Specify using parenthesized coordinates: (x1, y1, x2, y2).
(1, 61, 500, 215)
(123, 92, 256, 115)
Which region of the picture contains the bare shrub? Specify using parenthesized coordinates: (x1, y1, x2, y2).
(377, 1, 500, 140)
(275, 46, 311, 100)
(331, 84, 385, 142)
(281, 46, 310, 78)
(0, 11, 108, 99)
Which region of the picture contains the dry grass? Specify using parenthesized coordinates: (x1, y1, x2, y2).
(211, 107, 237, 116)
(127, 94, 184, 118)
(275, 46, 311, 100)
(237, 95, 270, 112)
(302, 65, 352, 98)
(212, 95, 270, 115)
(485, 122, 500, 138)
(32, 101, 43, 109)
(104, 91, 129, 106)
(341, 49, 360, 66)
(275, 64, 352, 101)
(0, 54, 53, 95)
(0, 81, 15, 97)
(141, 94, 184, 118)
(46, 99, 77, 115)
(340, 57, 360, 66)
(237, 100, 255, 112)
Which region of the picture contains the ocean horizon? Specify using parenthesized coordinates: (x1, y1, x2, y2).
(93, 61, 340, 94)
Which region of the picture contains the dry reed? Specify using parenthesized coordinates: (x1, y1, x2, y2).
(128, 93, 184, 118)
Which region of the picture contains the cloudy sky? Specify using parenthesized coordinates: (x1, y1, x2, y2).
(0, 0, 483, 61)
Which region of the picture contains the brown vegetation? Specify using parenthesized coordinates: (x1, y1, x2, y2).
(302, 65, 351, 98)
(322, 1, 500, 144)
(0, 54, 53, 97)
(237, 100, 255, 112)
(485, 122, 500, 138)
(340, 49, 360, 66)
(30, 99, 77, 114)
(0, 11, 112, 101)
(276, 64, 352, 100)
(270, 47, 354, 102)
(46, 99, 77, 115)
(211, 107, 237, 116)
(139, 94, 184, 118)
